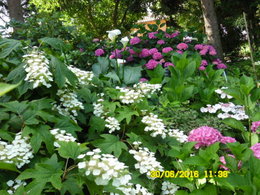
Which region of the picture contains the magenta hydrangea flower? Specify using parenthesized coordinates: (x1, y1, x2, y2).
(213, 59, 222, 65)
(130, 37, 141, 45)
(139, 48, 150, 58)
(209, 46, 217, 55)
(250, 143, 260, 159)
(126, 55, 134, 62)
(149, 48, 159, 55)
(139, 78, 148, 82)
(220, 154, 242, 170)
(194, 44, 204, 50)
(157, 40, 165, 45)
(199, 48, 208, 55)
(165, 33, 172, 38)
(145, 59, 159, 70)
(129, 49, 137, 56)
(164, 62, 174, 67)
(220, 136, 237, 144)
(201, 60, 208, 66)
(148, 32, 158, 39)
(176, 50, 183, 54)
(162, 47, 173, 53)
(95, 48, 105, 56)
(152, 52, 163, 60)
(111, 49, 122, 58)
(217, 63, 227, 69)
(199, 66, 206, 71)
(252, 121, 260, 133)
(171, 31, 180, 38)
(177, 43, 188, 50)
(188, 126, 223, 149)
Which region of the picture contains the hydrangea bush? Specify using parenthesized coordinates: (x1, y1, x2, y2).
(0, 25, 259, 195)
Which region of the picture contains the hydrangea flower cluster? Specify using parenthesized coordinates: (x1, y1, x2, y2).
(167, 129, 188, 143)
(0, 133, 33, 168)
(67, 66, 94, 86)
(219, 154, 242, 170)
(251, 121, 260, 133)
(215, 87, 232, 99)
(93, 97, 105, 118)
(250, 143, 260, 159)
(77, 148, 132, 187)
(194, 44, 217, 56)
(134, 82, 161, 97)
(95, 48, 105, 56)
(23, 47, 53, 88)
(200, 102, 248, 120)
(116, 184, 153, 195)
(105, 117, 120, 133)
(188, 126, 236, 149)
(6, 179, 27, 195)
(141, 113, 167, 138)
(129, 144, 164, 179)
(161, 181, 180, 195)
(50, 128, 77, 147)
(54, 88, 84, 120)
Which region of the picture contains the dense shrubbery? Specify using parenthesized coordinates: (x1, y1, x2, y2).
(0, 22, 260, 195)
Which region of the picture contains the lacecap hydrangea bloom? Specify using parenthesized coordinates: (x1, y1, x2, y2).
(50, 128, 77, 147)
(167, 129, 188, 143)
(23, 47, 53, 88)
(77, 148, 132, 187)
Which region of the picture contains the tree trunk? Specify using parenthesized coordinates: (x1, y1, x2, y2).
(200, 0, 223, 59)
(7, 0, 24, 22)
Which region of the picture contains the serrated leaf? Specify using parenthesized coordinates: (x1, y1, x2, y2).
(58, 142, 81, 159)
(0, 82, 21, 97)
(0, 39, 21, 58)
(93, 134, 127, 157)
(116, 106, 139, 124)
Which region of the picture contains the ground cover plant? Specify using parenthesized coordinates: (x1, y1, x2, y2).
(0, 21, 260, 195)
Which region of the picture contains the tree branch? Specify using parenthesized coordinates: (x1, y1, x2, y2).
(112, 0, 120, 27)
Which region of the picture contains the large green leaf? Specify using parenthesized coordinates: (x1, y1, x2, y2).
(92, 57, 109, 76)
(0, 82, 20, 97)
(222, 118, 246, 131)
(58, 141, 81, 159)
(39, 37, 67, 51)
(0, 162, 20, 173)
(123, 66, 142, 84)
(0, 39, 21, 58)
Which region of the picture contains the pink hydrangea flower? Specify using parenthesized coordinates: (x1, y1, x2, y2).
(162, 47, 173, 53)
(177, 43, 188, 50)
(213, 59, 222, 64)
(250, 143, 260, 159)
(171, 31, 180, 38)
(152, 52, 163, 60)
(164, 62, 174, 67)
(209, 46, 217, 55)
(165, 33, 172, 38)
(201, 60, 208, 66)
(188, 126, 223, 149)
(157, 40, 165, 45)
(126, 55, 134, 62)
(145, 59, 159, 70)
(194, 44, 204, 50)
(95, 48, 105, 56)
(111, 49, 122, 58)
(148, 32, 158, 39)
(199, 48, 208, 55)
(219, 154, 242, 170)
(139, 78, 148, 82)
(252, 121, 260, 133)
(220, 136, 237, 144)
(217, 63, 227, 69)
(130, 37, 141, 45)
(176, 50, 183, 54)
(199, 66, 206, 71)
(139, 48, 150, 58)
(129, 49, 137, 56)
(149, 48, 159, 55)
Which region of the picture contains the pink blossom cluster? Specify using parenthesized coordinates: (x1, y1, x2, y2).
(250, 143, 260, 159)
(130, 37, 141, 45)
(95, 48, 105, 56)
(213, 59, 227, 69)
(177, 43, 188, 50)
(188, 126, 236, 149)
(165, 31, 180, 38)
(252, 121, 260, 133)
(194, 44, 217, 56)
(219, 154, 242, 170)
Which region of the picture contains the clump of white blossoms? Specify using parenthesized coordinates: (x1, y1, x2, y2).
(129, 145, 164, 179)
(6, 179, 27, 195)
(93, 98, 105, 118)
(0, 133, 33, 168)
(200, 102, 248, 120)
(23, 47, 53, 88)
(77, 148, 132, 187)
(167, 129, 188, 143)
(161, 181, 179, 195)
(134, 83, 162, 98)
(105, 117, 120, 133)
(141, 113, 167, 138)
(215, 87, 232, 99)
(50, 128, 77, 147)
(68, 66, 94, 86)
(54, 88, 84, 120)
(115, 184, 153, 195)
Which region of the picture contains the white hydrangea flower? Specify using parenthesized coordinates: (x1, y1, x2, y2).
(108, 183, 153, 195)
(167, 129, 188, 143)
(116, 86, 144, 104)
(93, 98, 105, 118)
(6, 179, 26, 195)
(134, 83, 162, 98)
(105, 117, 120, 133)
(142, 113, 167, 138)
(0, 133, 33, 168)
(68, 66, 94, 86)
(161, 181, 179, 195)
(50, 128, 77, 147)
(215, 87, 233, 99)
(129, 146, 163, 179)
(23, 47, 53, 88)
(77, 148, 131, 187)
(53, 88, 84, 120)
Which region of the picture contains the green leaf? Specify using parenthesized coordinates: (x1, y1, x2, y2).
(222, 118, 245, 131)
(39, 37, 67, 51)
(89, 116, 105, 132)
(116, 106, 139, 124)
(0, 39, 21, 58)
(93, 134, 127, 157)
(61, 175, 84, 195)
(92, 57, 109, 76)
(146, 65, 165, 83)
(183, 156, 208, 166)
(105, 71, 120, 82)
(0, 82, 21, 97)
(123, 66, 142, 84)
(0, 162, 20, 173)
(58, 141, 81, 159)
